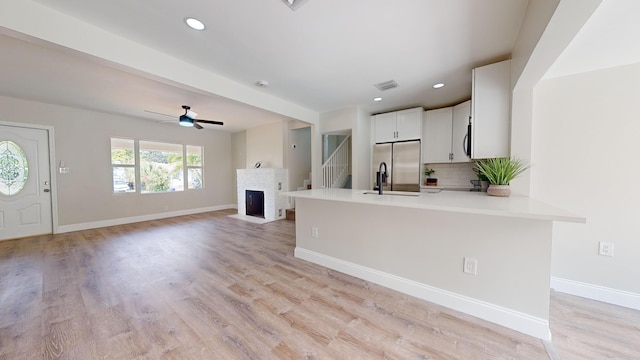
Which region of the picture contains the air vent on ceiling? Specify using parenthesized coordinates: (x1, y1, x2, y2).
(374, 80, 399, 91)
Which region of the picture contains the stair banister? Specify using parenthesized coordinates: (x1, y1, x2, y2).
(321, 136, 350, 188)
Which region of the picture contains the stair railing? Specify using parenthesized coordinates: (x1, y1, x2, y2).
(322, 136, 350, 188)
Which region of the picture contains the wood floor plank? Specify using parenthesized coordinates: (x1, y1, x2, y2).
(43, 316, 98, 360)
(1, 209, 639, 359)
(549, 291, 640, 360)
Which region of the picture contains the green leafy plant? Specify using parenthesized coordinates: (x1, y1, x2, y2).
(475, 157, 529, 185)
(140, 162, 170, 192)
(424, 167, 435, 178)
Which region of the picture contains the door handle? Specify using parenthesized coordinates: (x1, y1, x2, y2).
(43, 189, 50, 193)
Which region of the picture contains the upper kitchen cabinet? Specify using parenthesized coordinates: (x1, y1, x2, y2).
(471, 59, 511, 159)
(423, 101, 472, 164)
(423, 107, 453, 163)
(451, 100, 471, 163)
(374, 107, 423, 143)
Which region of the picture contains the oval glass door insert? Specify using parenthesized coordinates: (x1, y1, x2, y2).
(0, 140, 29, 196)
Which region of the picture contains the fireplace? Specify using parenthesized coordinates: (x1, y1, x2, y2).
(245, 190, 265, 218)
(236, 168, 288, 222)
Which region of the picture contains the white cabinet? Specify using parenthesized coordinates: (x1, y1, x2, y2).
(423, 107, 453, 163)
(396, 108, 423, 140)
(373, 112, 397, 143)
(451, 100, 471, 163)
(422, 101, 472, 164)
(374, 107, 423, 143)
(471, 59, 511, 159)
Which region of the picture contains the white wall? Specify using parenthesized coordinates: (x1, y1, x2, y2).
(532, 63, 640, 295)
(231, 131, 246, 201)
(317, 106, 371, 190)
(288, 127, 311, 190)
(317, 107, 355, 188)
(510, 0, 601, 195)
(507, 0, 639, 306)
(245, 121, 285, 168)
(0, 96, 235, 227)
(354, 107, 372, 190)
(320, 107, 356, 133)
(510, 0, 560, 89)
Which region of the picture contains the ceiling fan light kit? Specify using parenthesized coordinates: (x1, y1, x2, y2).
(146, 104, 223, 129)
(179, 115, 194, 127)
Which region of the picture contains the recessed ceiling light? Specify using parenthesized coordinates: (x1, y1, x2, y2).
(184, 17, 205, 31)
(433, 83, 445, 89)
(373, 97, 383, 102)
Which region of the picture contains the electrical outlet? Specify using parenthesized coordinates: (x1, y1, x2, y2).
(599, 241, 614, 257)
(278, 209, 282, 217)
(463, 257, 477, 275)
(311, 227, 319, 238)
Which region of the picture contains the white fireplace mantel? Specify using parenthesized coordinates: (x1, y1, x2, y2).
(237, 168, 288, 221)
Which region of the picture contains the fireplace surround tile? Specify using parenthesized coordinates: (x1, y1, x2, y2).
(237, 168, 288, 221)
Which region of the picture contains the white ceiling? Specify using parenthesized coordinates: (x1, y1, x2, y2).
(1, 0, 531, 132)
(0, 33, 287, 133)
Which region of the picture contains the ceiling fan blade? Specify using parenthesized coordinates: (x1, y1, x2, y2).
(144, 110, 177, 118)
(195, 119, 224, 126)
(145, 107, 222, 128)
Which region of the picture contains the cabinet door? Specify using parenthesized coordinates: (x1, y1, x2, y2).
(396, 108, 423, 141)
(471, 59, 511, 159)
(451, 100, 471, 163)
(423, 107, 453, 163)
(374, 112, 397, 143)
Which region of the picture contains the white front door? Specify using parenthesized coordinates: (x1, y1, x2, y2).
(0, 125, 53, 240)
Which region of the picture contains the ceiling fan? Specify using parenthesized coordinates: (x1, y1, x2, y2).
(145, 105, 223, 129)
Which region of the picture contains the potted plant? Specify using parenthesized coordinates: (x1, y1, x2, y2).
(472, 167, 490, 192)
(475, 157, 529, 197)
(424, 166, 437, 186)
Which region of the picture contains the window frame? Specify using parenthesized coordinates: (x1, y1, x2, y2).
(185, 145, 203, 190)
(110, 138, 136, 194)
(110, 138, 204, 195)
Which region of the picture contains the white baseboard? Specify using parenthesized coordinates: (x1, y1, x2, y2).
(551, 277, 640, 311)
(295, 247, 551, 341)
(56, 204, 237, 234)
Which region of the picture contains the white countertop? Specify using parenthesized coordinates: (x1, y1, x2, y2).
(282, 188, 585, 223)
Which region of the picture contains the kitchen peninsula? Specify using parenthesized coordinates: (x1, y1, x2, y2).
(282, 188, 584, 340)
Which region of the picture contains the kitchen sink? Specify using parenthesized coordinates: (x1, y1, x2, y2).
(362, 191, 421, 197)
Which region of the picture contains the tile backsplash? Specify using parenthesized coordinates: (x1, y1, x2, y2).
(423, 162, 477, 189)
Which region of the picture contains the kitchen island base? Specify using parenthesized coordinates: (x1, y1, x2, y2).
(292, 196, 556, 340)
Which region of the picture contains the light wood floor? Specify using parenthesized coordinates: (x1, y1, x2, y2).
(1, 210, 638, 359)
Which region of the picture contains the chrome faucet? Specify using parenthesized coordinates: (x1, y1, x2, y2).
(378, 162, 388, 195)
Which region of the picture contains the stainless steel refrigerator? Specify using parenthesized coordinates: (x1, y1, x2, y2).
(372, 140, 421, 192)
